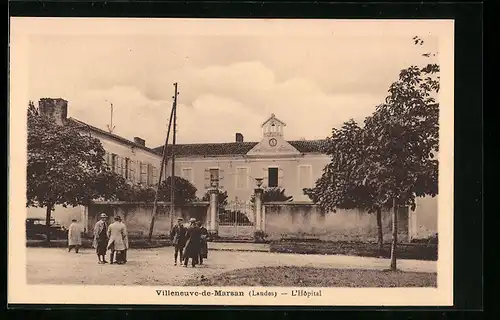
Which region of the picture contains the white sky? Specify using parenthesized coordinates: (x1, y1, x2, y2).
(24, 19, 439, 148)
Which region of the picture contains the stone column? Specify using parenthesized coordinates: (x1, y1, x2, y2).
(208, 187, 219, 234)
(262, 205, 266, 233)
(80, 205, 89, 236)
(254, 188, 264, 231)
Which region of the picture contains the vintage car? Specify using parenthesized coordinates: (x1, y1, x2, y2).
(26, 218, 68, 240)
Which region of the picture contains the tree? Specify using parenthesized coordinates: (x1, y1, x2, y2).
(304, 37, 439, 270)
(251, 187, 293, 203)
(303, 119, 392, 253)
(112, 177, 197, 204)
(27, 102, 122, 242)
(362, 41, 439, 270)
(156, 176, 198, 204)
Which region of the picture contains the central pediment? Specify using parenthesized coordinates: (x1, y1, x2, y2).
(246, 136, 301, 157)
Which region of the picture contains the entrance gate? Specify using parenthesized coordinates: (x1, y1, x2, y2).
(218, 199, 255, 238)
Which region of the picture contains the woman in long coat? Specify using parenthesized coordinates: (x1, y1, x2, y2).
(107, 216, 129, 264)
(68, 219, 83, 253)
(183, 218, 201, 267)
(197, 221, 208, 265)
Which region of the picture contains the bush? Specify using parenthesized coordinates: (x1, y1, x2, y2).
(254, 230, 268, 243)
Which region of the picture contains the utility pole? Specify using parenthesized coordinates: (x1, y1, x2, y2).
(170, 82, 179, 230)
(105, 100, 116, 134)
(147, 83, 177, 242)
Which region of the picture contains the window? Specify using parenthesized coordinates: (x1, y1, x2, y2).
(209, 168, 219, 182)
(268, 167, 278, 188)
(236, 168, 248, 189)
(128, 160, 135, 182)
(111, 154, 117, 173)
(182, 168, 194, 183)
(105, 152, 111, 168)
(124, 158, 130, 180)
(119, 157, 125, 177)
(298, 165, 312, 189)
(139, 162, 146, 184)
(147, 164, 153, 186)
(152, 166, 158, 186)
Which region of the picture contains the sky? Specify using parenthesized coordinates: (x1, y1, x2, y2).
(25, 19, 439, 148)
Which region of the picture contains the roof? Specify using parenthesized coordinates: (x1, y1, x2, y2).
(154, 139, 328, 157)
(67, 118, 158, 154)
(261, 113, 286, 127)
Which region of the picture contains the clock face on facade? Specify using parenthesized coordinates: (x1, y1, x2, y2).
(269, 138, 277, 147)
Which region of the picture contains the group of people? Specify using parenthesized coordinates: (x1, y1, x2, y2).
(92, 213, 129, 265)
(68, 213, 208, 268)
(170, 217, 209, 268)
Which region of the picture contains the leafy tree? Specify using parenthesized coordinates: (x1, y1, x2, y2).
(362, 45, 439, 270)
(112, 177, 197, 204)
(304, 37, 439, 270)
(251, 187, 293, 203)
(156, 176, 198, 204)
(27, 101, 123, 242)
(303, 119, 392, 253)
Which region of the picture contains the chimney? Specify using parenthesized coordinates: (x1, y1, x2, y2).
(235, 133, 244, 143)
(134, 137, 146, 146)
(38, 98, 68, 125)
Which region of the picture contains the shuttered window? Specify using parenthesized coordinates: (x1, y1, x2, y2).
(182, 168, 194, 183)
(152, 166, 158, 186)
(236, 168, 248, 189)
(139, 162, 146, 184)
(298, 165, 312, 189)
(128, 160, 135, 182)
(146, 164, 153, 186)
(111, 154, 117, 173)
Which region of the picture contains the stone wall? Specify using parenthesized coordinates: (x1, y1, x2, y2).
(86, 201, 210, 238)
(263, 202, 410, 242)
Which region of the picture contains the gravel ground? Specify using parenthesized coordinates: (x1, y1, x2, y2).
(26, 247, 437, 286)
(185, 266, 437, 287)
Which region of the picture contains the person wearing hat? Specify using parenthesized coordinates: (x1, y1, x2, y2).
(107, 215, 129, 265)
(93, 213, 109, 264)
(170, 217, 187, 266)
(68, 218, 83, 253)
(182, 218, 202, 268)
(197, 221, 209, 265)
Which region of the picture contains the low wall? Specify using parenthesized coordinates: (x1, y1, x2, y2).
(264, 202, 410, 242)
(412, 196, 438, 239)
(87, 201, 210, 238)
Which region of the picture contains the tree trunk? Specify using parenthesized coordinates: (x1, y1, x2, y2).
(45, 203, 53, 243)
(376, 207, 383, 256)
(390, 198, 398, 271)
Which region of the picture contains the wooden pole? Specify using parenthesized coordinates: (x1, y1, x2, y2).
(170, 83, 178, 230)
(147, 84, 177, 242)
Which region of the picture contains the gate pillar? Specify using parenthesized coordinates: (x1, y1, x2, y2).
(254, 187, 264, 231)
(208, 187, 219, 235)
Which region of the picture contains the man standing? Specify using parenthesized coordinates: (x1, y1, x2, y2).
(93, 213, 109, 264)
(197, 221, 209, 265)
(68, 219, 83, 253)
(118, 216, 129, 264)
(107, 215, 129, 265)
(170, 217, 187, 266)
(183, 218, 202, 268)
